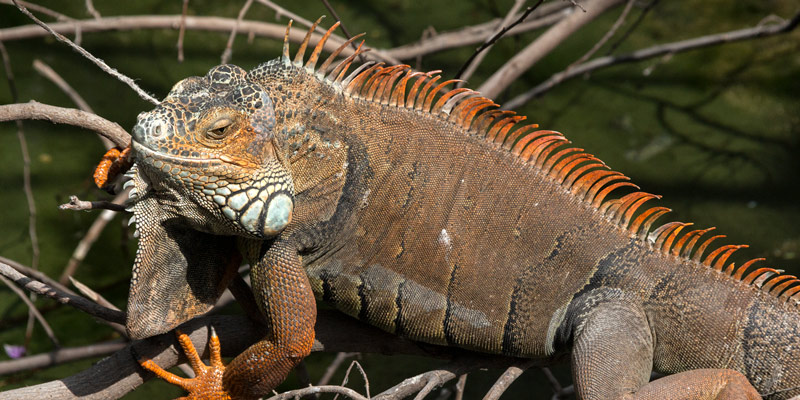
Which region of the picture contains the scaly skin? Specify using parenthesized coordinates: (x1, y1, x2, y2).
(117, 22, 799, 399)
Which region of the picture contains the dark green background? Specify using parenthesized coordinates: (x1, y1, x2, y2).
(1, 0, 798, 398)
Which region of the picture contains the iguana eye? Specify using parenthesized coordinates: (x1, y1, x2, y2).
(206, 118, 232, 140)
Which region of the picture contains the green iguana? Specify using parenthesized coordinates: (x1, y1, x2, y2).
(102, 20, 800, 399)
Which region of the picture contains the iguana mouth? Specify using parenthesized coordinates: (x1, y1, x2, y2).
(131, 141, 223, 168)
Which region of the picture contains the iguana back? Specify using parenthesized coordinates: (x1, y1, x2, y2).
(122, 21, 799, 399)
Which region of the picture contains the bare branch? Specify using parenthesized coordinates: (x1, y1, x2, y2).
(60, 193, 129, 285)
(0, 102, 130, 148)
(59, 195, 128, 212)
(0, 311, 522, 399)
(84, 0, 101, 20)
(0, 256, 78, 298)
(0, 0, 74, 22)
(267, 385, 368, 400)
(68, 276, 121, 312)
(455, 373, 467, 400)
(0, 274, 60, 348)
(0, 340, 125, 376)
(317, 352, 359, 386)
(32, 59, 114, 149)
(454, 0, 544, 82)
(11, 1, 158, 104)
(568, 0, 635, 68)
(32, 60, 93, 113)
(221, 0, 254, 64)
(382, 6, 573, 61)
(604, 0, 659, 55)
(478, 0, 624, 99)
(482, 360, 535, 400)
(319, 0, 365, 64)
(505, 10, 800, 108)
(177, 0, 189, 62)
(0, 260, 126, 326)
(0, 39, 43, 351)
(0, 14, 398, 64)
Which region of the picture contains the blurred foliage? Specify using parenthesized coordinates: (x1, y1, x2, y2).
(0, 0, 798, 398)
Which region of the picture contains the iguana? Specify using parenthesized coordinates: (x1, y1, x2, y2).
(97, 20, 800, 399)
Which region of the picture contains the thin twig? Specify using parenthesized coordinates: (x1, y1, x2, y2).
(221, 0, 254, 64)
(454, 0, 543, 81)
(605, 0, 659, 55)
(0, 102, 130, 147)
(0, 0, 74, 22)
(0, 274, 60, 348)
(383, 3, 573, 61)
(0, 256, 78, 298)
(0, 340, 125, 376)
(254, 0, 399, 64)
(58, 195, 128, 212)
(539, 367, 563, 394)
(60, 193, 129, 285)
(68, 276, 121, 312)
(320, 0, 365, 63)
(32, 59, 114, 149)
(478, 0, 624, 99)
(567, 0, 635, 68)
(454, 374, 467, 400)
(0, 261, 127, 326)
(0, 14, 399, 64)
(504, 10, 800, 108)
(317, 352, 359, 386)
(267, 385, 368, 400)
(481, 360, 535, 400)
(0, 40, 42, 352)
(84, 0, 101, 20)
(11, 0, 158, 104)
(177, 0, 189, 62)
(456, 0, 525, 87)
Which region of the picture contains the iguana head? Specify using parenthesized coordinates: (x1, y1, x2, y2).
(131, 64, 293, 239)
(123, 64, 295, 339)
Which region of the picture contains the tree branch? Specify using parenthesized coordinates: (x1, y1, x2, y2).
(381, 4, 573, 61)
(504, 10, 800, 109)
(0, 261, 126, 326)
(0, 14, 398, 64)
(11, 0, 158, 104)
(0, 311, 524, 399)
(0, 340, 125, 376)
(0, 102, 130, 147)
(478, 0, 624, 99)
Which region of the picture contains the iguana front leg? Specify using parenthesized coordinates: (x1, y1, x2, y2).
(570, 296, 761, 399)
(223, 238, 316, 397)
(142, 237, 316, 399)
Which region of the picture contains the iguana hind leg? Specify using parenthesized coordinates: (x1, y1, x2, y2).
(571, 297, 761, 399)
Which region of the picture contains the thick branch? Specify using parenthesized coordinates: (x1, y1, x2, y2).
(0, 312, 523, 399)
(382, 5, 573, 61)
(0, 14, 397, 64)
(478, 0, 624, 99)
(0, 340, 125, 375)
(505, 10, 800, 108)
(0, 261, 126, 326)
(0, 102, 130, 147)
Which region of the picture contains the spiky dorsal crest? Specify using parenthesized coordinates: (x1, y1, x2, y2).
(279, 20, 796, 304)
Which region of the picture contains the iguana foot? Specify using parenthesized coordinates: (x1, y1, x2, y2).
(93, 146, 133, 190)
(139, 328, 232, 400)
